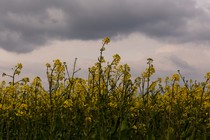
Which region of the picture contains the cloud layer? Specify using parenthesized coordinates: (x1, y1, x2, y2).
(0, 0, 209, 53)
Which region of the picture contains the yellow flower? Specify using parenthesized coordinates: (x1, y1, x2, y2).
(205, 72, 210, 79)
(132, 125, 137, 130)
(63, 100, 73, 108)
(134, 100, 141, 109)
(22, 77, 30, 83)
(158, 78, 162, 83)
(165, 76, 169, 83)
(20, 104, 28, 109)
(46, 63, 51, 68)
(16, 110, 25, 117)
(54, 59, 62, 66)
(17, 63, 23, 69)
(204, 101, 210, 108)
(171, 74, 180, 81)
(85, 117, 92, 123)
(103, 37, 110, 45)
(108, 102, 117, 108)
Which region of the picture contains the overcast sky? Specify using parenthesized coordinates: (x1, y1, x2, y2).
(1, 0, 210, 85)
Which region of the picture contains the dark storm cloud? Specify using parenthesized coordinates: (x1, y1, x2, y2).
(0, 0, 209, 53)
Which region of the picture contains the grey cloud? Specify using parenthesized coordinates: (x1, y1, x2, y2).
(0, 0, 209, 53)
(170, 55, 195, 71)
(169, 55, 201, 81)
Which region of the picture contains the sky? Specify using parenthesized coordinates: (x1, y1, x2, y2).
(1, 0, 210, 85)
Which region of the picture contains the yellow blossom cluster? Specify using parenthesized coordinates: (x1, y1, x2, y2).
(0, 37, 209, 139)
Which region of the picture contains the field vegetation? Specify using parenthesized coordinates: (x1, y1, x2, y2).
(0, 38, 210, 139)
